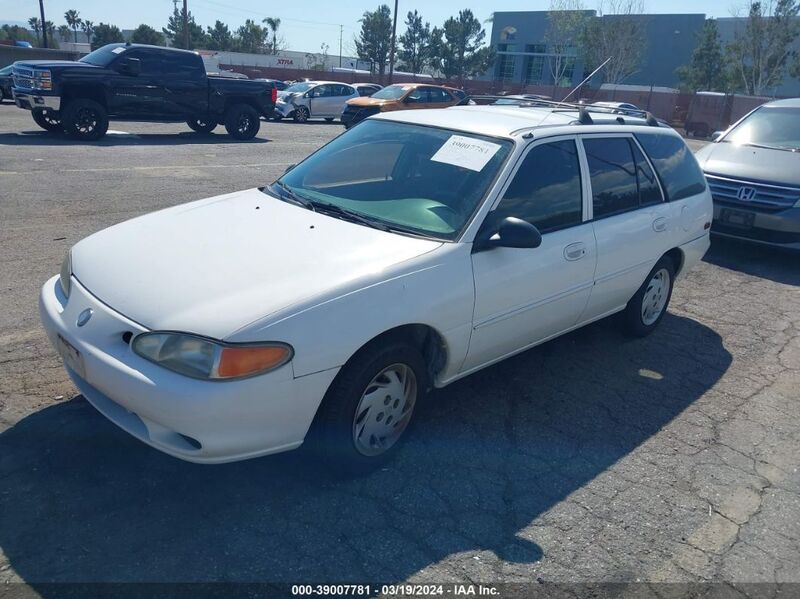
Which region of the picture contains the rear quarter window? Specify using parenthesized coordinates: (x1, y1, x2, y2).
(635, 132, 707, 201)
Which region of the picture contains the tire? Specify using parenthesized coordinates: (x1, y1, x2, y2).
(223, 103, 260, 140)
(622, 256, 676, 337)
(293, 105, 310, 123)
(307, 340, 428, 474)
(61, 99, 108, 141)
(186, 117, 217, 134)
(31, 109, 62, 132)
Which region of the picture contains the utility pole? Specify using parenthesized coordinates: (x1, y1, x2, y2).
(39, 0, 48, 48)
(388, 0, 398, 83)
(339, 25, 343, 68)
(182, 0, 189, 49)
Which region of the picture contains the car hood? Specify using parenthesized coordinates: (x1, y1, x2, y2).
(347, 97, 394, 108)
(71, 188, 442, 339)
(13, 60, 100, 70)
(695, 142, 800, 186)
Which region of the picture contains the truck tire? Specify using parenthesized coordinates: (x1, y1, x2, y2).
(32, 109, 62, 132)
(224, 104, 260, 140)
(62, 99, 109, 141)
(186, 117, 217, 134)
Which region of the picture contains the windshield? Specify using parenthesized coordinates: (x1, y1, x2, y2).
(370, 85, 410, 100)
(723, 106, 800, 151)
(79, 44, 126, 66)
(284, 82, 314, 93)
(275, 120, 512, 240)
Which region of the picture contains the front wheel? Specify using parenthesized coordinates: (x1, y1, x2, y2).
(622, 256, 676, 337)
(32, 109, 62, 132)
(292, 106, 310, 123)
(61, 99, 108, 141)
(186, 117, 217, 134)
(307, 341, 427, 473)
(224, 103, 260, 140)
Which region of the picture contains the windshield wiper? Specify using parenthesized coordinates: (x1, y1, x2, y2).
(266, 182, 315, 211)
(307, 201, 391, 232)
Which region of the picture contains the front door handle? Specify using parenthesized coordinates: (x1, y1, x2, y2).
(653, 217, 668, 232)
(564, 242, 587, 261)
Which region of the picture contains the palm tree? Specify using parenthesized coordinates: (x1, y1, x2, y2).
(81, 20, 94, 45)
(28, 16, 41, 45)
(262, 17, 281, 54)
(64, 9, 82, 43)
(58, 24, 71, 42)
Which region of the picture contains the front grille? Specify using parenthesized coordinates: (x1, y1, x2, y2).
(706, 174, 800, 213)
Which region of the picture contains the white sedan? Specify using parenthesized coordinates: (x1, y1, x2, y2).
(274, 80, 360, 123)
(40, 104, 712, 470)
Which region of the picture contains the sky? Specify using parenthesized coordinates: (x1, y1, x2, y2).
(2, 0, 740, 56)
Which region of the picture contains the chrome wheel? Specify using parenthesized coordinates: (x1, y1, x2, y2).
(352, 363, 417, 457)
(641, 268, 670, 325)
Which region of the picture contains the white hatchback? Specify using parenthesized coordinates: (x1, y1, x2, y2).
(40, 104, 712, 470)
(274, 80, 360, 123)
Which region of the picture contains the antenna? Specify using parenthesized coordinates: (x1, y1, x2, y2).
(562, 57, 612, 102)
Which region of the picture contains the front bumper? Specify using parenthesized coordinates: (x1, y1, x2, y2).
(711, 203, 800, 250)
(13, 90, 60, 111)
(39, 275, 338, 463)
(341, 106, 379, 128)
(274, 101, 294, 118)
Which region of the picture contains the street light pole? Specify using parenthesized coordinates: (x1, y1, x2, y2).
(182, 0, 189, 49)
(388, 0, 398, 83)
(39, 0, 48, 48)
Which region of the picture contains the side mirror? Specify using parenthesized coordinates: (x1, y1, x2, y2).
(475, 217, 543, 251)
(118, 57, 141, 76)
(711, 131, 723, 141)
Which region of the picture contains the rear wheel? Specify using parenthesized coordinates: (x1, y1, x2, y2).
(186, 117, 217, 134)
(61, 99, 108, 141)
(622, 256, 676, 337)
(293, 106, 310, 123)
(223, 103, 260, 140)
(32, 109, 62, 132)
(307, 341, 427, 473)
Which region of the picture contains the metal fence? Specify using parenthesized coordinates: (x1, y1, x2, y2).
(0, 46, 80, 69)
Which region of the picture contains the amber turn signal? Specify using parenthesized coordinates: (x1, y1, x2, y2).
(217, 345, 292, 378)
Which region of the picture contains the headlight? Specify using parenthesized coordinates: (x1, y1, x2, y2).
(33, 69, 52, 90)
(132, 332, 293, 380)
(59, 250, 72, 298)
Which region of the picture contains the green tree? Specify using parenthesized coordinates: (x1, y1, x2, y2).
(676, 20, 730, 92)
(355, 5, 393, 80)
(206, 20, 233, 51)
(131, 24, 165, 46)
(433, 9, 494, 84)
(64, 9, 82, 43)
(163, 8, 208, 50)
(44, 21, 58, 48)
(81, 20, 95, 44)
(57, 24, 72, 43)
(545, 0, 590, 86)
(233, 19, 268, 53)
(91, 23, 124, 50)
(262, 17, 282, 54)
(580, 0, 647, 85)
(726, 0, 800, 95)
(1, 24, 37, 45)
(397, 10, 432, 73)
(28, 17, 41, 46)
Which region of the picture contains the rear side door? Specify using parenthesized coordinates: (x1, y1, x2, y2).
(160, 51, 208, 117)
(463, 137, 597, 373)
(578, 134, 675, 322)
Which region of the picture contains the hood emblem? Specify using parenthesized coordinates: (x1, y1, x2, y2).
(737, 186, 757, 201)
(77, 308, 93, 327)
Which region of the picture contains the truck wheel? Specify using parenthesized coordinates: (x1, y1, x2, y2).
(186, 117, 217, 134)
(32, 109, 62, 132)
(224, 104, 260, 140)
(62, 99, 109, 141)
(293, 106, 310, 123)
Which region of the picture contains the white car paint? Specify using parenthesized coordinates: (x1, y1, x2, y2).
(275, 80, 360, 120)
(39, 104, 713, 463)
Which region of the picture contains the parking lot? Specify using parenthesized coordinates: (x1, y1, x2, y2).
(1, 101, 799, 591)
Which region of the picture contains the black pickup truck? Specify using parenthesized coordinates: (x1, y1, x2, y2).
(11, 43, 276, 140)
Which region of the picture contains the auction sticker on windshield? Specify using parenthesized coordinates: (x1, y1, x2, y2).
(431, 135, 502, 172)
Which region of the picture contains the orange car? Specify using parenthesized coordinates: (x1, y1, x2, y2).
(341, 83, 466, 128)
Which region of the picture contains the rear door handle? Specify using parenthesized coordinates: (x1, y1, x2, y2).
(564, 242, 587, 261)
(653, 217, 668, 232)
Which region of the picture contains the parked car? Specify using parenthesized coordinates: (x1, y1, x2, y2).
(593, 101, 642, 115)
(0, 65, 12, 102)
(341, 83, 465, 129)
(694, 98, 800, 250)
(11, 43, 277, 141)
(40, 103, 711, 469)
(352, 83, 382, 97)
(274, 80, 359, 122)
(491, 94, 551, 106)
(254, 77, 287, 91)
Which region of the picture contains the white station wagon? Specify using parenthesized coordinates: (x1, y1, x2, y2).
(40, 103, 712, 470)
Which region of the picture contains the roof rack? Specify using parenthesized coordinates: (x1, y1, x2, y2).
(466, 94, 662, 127)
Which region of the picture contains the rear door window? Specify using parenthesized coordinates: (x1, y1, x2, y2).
(631, 142, 663, 206)
(583, 137, 639, 218)
(635, 133, 707, 201)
